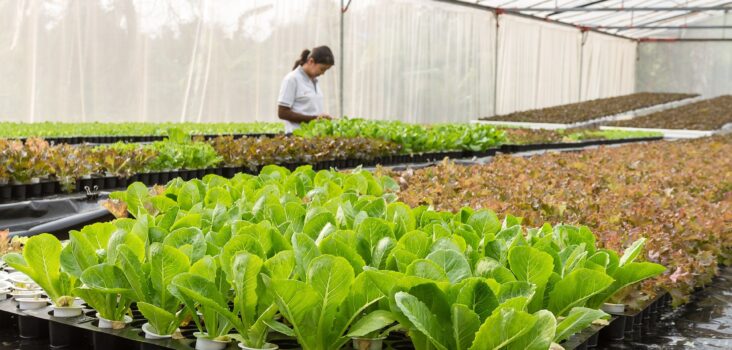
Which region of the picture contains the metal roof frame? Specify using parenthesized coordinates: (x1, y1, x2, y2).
(445, 0, 732, 40)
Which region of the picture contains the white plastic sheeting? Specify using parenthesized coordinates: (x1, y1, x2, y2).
(0, 0, 340, 123)
(342, 0, 496, 123)
(636, 12, 732, 98)
(0, 0, 640, 123)
(495, 15, 581, 114)
(636, 41, 732, 97)
(580, 31, 637, 100)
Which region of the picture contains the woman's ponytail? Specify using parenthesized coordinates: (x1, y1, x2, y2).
(292, 46, 334, 70)
(293, 49, 311, 70)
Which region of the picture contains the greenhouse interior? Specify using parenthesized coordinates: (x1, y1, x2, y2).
(0, 0, 731, 349)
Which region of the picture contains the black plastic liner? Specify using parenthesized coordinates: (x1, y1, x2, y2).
(14, 133, 280, 145)
(0, 194, 113, 238)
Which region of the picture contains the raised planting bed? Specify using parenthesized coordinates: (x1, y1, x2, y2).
(479, 92, 697, 125)
(390, 134, 732, 305)
(0, 165, 667, 350)
(0, 122, 283, 139)
(0, 130, 667, 203)
(607, 95, 732, 131)
(293, 118, 506, 154)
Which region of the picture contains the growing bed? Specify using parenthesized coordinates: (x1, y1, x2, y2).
(479, 92, 697, 125)
(606, 95, 732, 131)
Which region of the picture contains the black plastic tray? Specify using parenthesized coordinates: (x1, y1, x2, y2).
(14, 133, 281, 145)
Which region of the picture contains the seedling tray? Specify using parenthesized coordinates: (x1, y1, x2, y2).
(0, 137, 661, 204)
(15, 133, 281, 145)
(0, 291, 672, 350)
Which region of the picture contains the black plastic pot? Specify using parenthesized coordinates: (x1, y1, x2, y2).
(149, 172, 160, 186)
(624, 315, 634, 334)
(42, 181, 58, 196)
(104, 176, 118, 189)
(196, 169, 205, 178)
(138, 173, 151, 186)
(138, 342, 170, 350)
(222, 166, 237, 178)
(159, 172, 170, 184)
(92, 331, 116, 350)
(92, 177, 105, 189)
(0, 309, 13, 330)
(600, 316, 625, 341)
(0, 185, 11, 202)
(11, 184, 27, 201)
(118, 177, 129, 189)
(18, 314, 47, 339)
(49, 321, 74, 348)
(30, 182, 42, 197)
(586, 331, 599, 348)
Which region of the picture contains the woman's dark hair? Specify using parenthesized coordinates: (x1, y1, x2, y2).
(293, 46, 335, 70)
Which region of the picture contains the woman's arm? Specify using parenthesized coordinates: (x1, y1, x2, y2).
(278, 106, 331, 123)
(278, 106, 316, 123)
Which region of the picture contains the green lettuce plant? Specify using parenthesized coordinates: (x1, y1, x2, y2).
(586, 238, 666, 308)
(4, 233, 77, 307)
(73, 264, 133, 325)
(262, 255, 384, 350)
(118, 242, 190, 336)
(169, 258, 235, 343)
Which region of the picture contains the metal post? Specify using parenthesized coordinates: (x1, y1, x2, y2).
(504, 6, 732, 12)
(339, 0, 345, 118)
(493, 11, 500, 116)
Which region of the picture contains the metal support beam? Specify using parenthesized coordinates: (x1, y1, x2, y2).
(506, 7, 731, 12)
(433, 0, 637, 40)
(639, 37, 732, 42)
(587, 25, 732, 29)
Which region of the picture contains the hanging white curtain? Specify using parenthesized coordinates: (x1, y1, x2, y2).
(580, 31, 636, 100)
(0, 0, 340, 123)
(341, 0, 496, 123)
(495, 15, 581, 115)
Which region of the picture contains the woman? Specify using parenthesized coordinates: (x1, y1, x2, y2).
(277, 46, 335, 134)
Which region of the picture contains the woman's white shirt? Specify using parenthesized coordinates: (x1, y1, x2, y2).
(277, 66, 324, 133)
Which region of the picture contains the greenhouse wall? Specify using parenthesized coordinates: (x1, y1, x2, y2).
(342, 0, 496, 123)
(0, 0, 638, 124)
(580, 31, 637, 101)
(636, 13, 732, 98)
(495, 15, 581, 115)
(0, 0, 341, 124)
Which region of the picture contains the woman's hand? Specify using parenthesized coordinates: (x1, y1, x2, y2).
(316, 114, 333, 120)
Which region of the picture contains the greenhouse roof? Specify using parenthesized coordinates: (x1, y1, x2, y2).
(453, 0, 732, 40)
